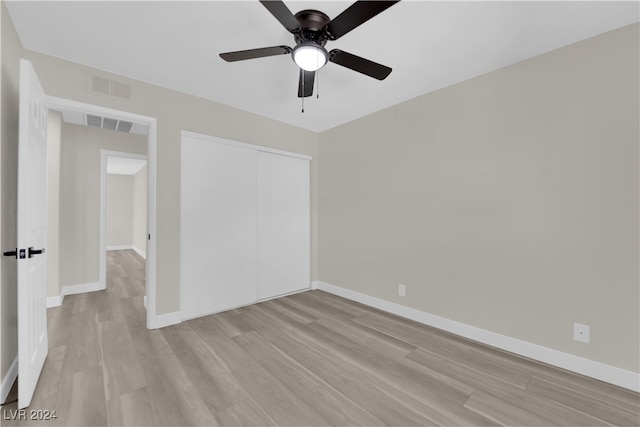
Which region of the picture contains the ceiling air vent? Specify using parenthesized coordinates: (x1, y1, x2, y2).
(86, 114, 135, 133)
(103, 117, 118, 131)
(59, 108, 147, 135)
(87, 114, 102, 128)
(116, 121, 133, 133)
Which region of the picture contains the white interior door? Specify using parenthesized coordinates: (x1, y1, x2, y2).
(17, 59, 49, 409)
(257, 151, 310, 300)
(181, 135, 257, 319)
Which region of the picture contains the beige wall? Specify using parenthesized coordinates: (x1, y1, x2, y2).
(2, 3, 635, 386)
(132, 164, 148, 255)
(106, 174, 134, 247)
(59, 123, 146, 290)
(318, 24, 639, 372)
(0, 0, 21, 388)
(24, 50, 320, 315)
(46, 111, 62, 300)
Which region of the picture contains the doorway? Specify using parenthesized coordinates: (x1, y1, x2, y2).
(104, 154, 148, 256)
(102, 151, 148, 280)
(47, 96, 158, 328)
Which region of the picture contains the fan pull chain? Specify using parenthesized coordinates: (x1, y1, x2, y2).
(316, 69, 320, 99)
(301, 69, 305, 113)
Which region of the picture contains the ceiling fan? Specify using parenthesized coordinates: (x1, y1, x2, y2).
(220, 1, 399, 98)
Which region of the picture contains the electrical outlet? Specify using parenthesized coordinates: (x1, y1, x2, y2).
(574, 323, 590, 343)
(398, 284, 406, 297)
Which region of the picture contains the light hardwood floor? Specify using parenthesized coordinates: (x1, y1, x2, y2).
(2, 249, 639, 426)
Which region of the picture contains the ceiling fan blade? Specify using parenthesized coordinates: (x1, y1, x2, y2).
(326, 1, 399, 40)
(260, 0, 300, 33)
(297, 69, 315, 98)
(220, 46, 291, 62)
(329, 49, 392, 80)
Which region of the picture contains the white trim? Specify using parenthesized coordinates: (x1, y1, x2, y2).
(313, 281, 640, 393)
(148, 310, 181, 330)
(145, 121, 158, 330)
(47, 96, 153, 126)
(48, 96, 158, 332)
(62, 281, 103, 296)
(131, 245, 146, 259)
(107, 245, 133, 251)
(46, 281, 104, 308)
(106, 245, 145, 259)
(46, 294, 64, 308)
(0, 356, 18, 404)
(181, 130, 312, 161)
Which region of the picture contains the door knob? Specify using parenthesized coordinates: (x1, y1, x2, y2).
(3, 249, 17, 258)
(28, 247, 45, 258)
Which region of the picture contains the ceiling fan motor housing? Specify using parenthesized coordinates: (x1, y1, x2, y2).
(293, 10, 330, 46)
(290, 10, 331, 71)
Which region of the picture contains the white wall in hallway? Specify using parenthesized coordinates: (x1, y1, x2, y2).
(59, 123, 146, 291)
(106, 174, 134, 247)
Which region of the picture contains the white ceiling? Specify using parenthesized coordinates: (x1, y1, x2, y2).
(6, 1, 639, 132)
(107, 157, 147, 175)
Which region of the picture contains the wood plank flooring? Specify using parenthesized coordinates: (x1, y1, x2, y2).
(2, 249, 639, 426)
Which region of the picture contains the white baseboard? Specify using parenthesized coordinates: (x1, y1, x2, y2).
(107, 244, 145, 259)
(64, 281, 104, 295)
(107, 244, 133, 251)
(46, 282, 104, 308)
(46, 294, 64, 308)
(0, 356, 18, 404)
(313, 281, 640, 392)
(132, 245, 146, 259)
(147, 310, 181, 330)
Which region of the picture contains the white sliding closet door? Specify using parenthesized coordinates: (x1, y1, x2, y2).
(181, 136, 257, 319)
(257, 151, 310, 300)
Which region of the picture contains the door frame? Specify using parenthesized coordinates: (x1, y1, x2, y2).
(47, 96, 158, 329)
(100, 150, 147, 286)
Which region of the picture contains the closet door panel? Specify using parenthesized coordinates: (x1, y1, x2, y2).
(181, 137, 257, 319)
(257, 151, 310, 300)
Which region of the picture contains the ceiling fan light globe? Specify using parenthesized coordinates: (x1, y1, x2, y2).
(292, 43, 327, 71)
